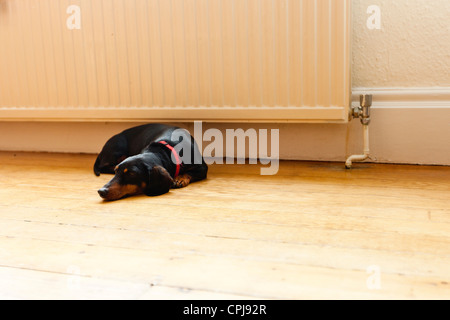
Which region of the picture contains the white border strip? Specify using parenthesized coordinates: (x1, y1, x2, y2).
(352, 87, 450, 107)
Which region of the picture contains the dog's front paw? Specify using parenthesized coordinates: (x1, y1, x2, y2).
(172, 174, 191, 188)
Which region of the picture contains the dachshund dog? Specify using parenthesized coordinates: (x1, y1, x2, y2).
(95, 124, 207, 201)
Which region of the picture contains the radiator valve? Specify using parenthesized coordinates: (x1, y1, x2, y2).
(345, 94, 372, 169)
(350, 94, 372, 125)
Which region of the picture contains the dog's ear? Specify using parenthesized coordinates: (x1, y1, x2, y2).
(145, 165, 174, 196)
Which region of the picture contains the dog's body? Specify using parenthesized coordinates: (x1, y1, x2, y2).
(95, 124, 208, 201)
(94, 123, 174, 176)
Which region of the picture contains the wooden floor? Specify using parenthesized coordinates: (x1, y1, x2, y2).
(0, 152, 449, 300)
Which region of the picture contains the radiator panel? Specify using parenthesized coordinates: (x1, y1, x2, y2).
(0, 0, 351, 122)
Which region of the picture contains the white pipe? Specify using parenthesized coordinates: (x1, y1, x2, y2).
(345, 125, 370, 169)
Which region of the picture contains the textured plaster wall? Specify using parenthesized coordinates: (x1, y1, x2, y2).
(352, 0, 450, 88)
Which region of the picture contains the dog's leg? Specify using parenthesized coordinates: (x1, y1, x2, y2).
(173, 174, 192, 188)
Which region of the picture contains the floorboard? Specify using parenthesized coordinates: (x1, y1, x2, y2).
(0, 152, 449, 299)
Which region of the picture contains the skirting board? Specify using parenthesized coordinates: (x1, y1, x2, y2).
(0, 87, 449, 166)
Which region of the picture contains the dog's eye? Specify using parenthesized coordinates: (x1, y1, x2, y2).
(123, 168, 137, 176)
(124, 166, 139, 176)
(128, 170, 137, 177)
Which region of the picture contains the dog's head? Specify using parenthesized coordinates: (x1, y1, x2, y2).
(97, 154, 174, 201)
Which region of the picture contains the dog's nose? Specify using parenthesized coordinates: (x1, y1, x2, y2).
(98, 188, 108, 198)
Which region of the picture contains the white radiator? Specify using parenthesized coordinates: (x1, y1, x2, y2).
(0, 0, 351, 122)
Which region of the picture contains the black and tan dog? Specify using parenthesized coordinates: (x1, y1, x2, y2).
(94, 124, 207, 201)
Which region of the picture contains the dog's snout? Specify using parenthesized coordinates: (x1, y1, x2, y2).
(98, 188, 109, 198)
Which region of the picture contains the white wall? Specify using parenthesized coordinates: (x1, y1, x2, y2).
(352, 0, 450, 88)
(1, 106, 449, 166)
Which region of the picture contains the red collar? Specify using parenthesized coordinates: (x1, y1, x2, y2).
(158, 141, 181, 178)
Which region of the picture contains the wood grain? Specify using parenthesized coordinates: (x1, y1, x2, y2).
(0, 152, 449, 299)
